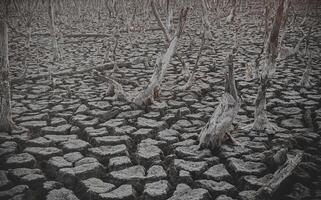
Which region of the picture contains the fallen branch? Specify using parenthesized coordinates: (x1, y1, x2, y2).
(256, 151, 303, 200)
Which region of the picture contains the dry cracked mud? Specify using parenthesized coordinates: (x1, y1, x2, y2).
(1, 1, 321, 200)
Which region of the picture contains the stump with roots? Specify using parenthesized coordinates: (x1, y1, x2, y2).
(198, 53, 240, 151)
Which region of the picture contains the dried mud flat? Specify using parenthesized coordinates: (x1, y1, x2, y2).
(1, 1, 321, 200)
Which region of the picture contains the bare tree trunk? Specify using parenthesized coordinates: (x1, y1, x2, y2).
(177, 32, 205, 91)
(73, 0, 81, 17)
(226, 0, 236, 23)
(16, 0, 40, 81)
(0, 2, 15, 132)
(96, 2, 188, 107)
(300, 0, 309, 26)
(201, 0, 211, 37)
(299, 52, 312, 88)
(133, 37, 178, 106)
(48, 0, 60, 61)
(198, 48, 240, 151)
(132, 3, 188, 105)
(279, 0, 291, 47)
(252, 0, 285, 132)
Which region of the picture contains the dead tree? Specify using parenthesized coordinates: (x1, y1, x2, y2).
(176, 29, 206, 91)
(110, 31, 121, 74)
(252, 0, 286, 132)
(226, 0, 236, 23)
(278, 0, 291, 48)
(246, 0, 269, 80)
(198, 45, 241, 151)
(277, 0, 305, 60)
(299, 26, 313, 88)
(94, 1, 189, 107)
(48, 0, 60, 61)
(151, 0, 189, 81)
(299, 51, 312, 88)
(14, 0, 40, 80)
(201, 0, 212, 38)
(0, 0, 15, 132)
(132, 5, 189, 106)
(300, 0, 310, 26)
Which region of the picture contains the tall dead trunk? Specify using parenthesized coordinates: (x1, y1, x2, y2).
(252, 0, 285, 132)
(48, 0, 60, 61)
(95, 1, 188, 107)
(133, 4, 188, 106)
(0, 2, 14, 132)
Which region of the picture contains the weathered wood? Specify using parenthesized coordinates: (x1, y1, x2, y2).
(133, 37, 178, 106)
(92, 70, 128, 101)
(264, 148, 288, 170)
(110, 32, 121, 73)
(198, 50, 240, 151)
(151, 0, 171, 43)
(131, 3, 188, 106)
(226, 0, 236, 23)
(252, 0, 285, 132)
(279, 0, 291, 48)
(299, 52, 312, 88)
(256, 151, 303, 200)
(177, 31, 205, 91)
(201, 0, 212, 38)
(48, 0, 60, 61)
(0, 1, 15, 132)
(278, 37, 305, 60)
